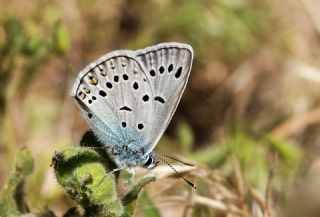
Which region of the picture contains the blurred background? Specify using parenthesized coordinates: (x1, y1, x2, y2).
(1, 0, 320, 216)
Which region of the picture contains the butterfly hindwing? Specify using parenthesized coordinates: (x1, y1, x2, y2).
(71, 51, 154, 150)
(134, 42, 194, 152)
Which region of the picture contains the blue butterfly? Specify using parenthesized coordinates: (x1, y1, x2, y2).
(71, 42, 194, 186)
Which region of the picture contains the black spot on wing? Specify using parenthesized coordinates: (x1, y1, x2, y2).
(142, 95, 149, 102)
(175, 66, 183, 78)
(99, 90, 107, 97)
(154, 96, 165, 104)
(123, 74, 129, 80)
(133, 82, 139, 90)
(138, 123, 144, 130)
(150, 69, 155, 77)
(119, 106, 132, 112)
(159, 66, 164, 74)
(106, 82, 113, 88)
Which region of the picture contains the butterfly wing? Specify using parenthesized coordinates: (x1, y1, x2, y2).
(71, 50, 154, 152)
(134, 42, 194, 152)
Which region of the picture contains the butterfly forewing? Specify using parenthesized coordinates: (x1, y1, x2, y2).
(71, 51, 154, 150)
(134, 43, 194, 152)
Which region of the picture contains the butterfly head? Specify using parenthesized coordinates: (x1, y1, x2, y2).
(142, 152, 159, 169)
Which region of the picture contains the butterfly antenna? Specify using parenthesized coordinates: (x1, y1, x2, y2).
(159, 154, 195, 167)
(157, 156, 196, 189)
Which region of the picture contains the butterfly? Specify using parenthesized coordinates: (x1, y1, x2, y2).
(71, 42, 193, 173)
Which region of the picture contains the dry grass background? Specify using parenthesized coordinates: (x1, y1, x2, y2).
(1, 0, 320, 216)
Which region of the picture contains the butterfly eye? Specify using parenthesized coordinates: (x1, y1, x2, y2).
(144, 155, 157, 169)
(144, 156, 153, 167)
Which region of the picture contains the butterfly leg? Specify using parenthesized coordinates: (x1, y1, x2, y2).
(126, 167, 135, 177)
(98, 166, 126, 186)
(125, 167, 136, 185)
(126, 167, 136, 183)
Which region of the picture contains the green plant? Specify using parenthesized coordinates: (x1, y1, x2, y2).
(0, 150, 55, 217)
(0, 132, 155, 217)
(52, 131, 155, 217)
